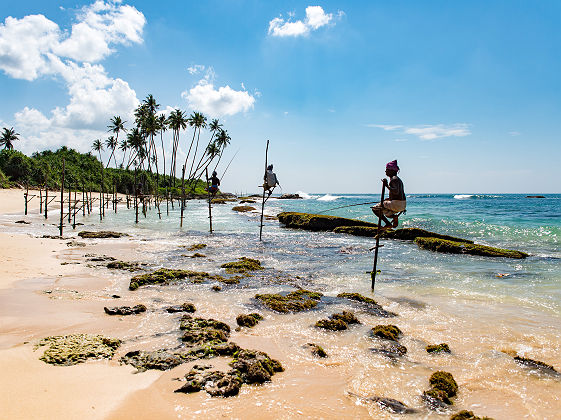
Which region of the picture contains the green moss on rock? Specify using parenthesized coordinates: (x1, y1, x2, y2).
(430, 371, 458, 398)
(229, 349, 284, 384)
(371, 325, 402, 341)
(514, 356, 558, 374)
(426, 343, 451, 353)
(255, 289, 323, 313)
(180, 316, 231, 346)
(236, 313, 263, 328)
(415, 237, 528, 259)
(332, 310, 360, 324)
(106, 260, 142, 271)
(338, 292, 397, 317)
(36, 334, 121, 366)
(221, 257, 264, 274)
(315, 318, 348, 331)
(232, 205, 256, 212)
(129, 268, 222, 290)
(78, 231, 128, 238)
(277, 212, 376, 232)
(187, 243, 207, 251)
(166, 303, 196, 313)
(306, 343, 328, 358)
(450, 410, 494, 420)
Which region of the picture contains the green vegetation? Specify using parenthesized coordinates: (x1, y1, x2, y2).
(371, 325, 402, 341)
(180, 316, 231, 346)
(236, 313, 263, 328)
(129, 268, 223, 290)
(429, 371, 458, 398)
(36, 334, 121, 366)
(277, 211, 377, 231)
(255, 289, 323, 313)
(78, 231, 128, 238)
(315, 318, 348, 331)
(415, 237, 528, 259)
(187, 243, 207, 251)
(426, 343, 451, 353)
(450, 410, 494, 420)
(221, 257, 264, 274)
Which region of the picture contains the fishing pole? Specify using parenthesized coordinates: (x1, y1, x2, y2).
(220, 148, 240, 181)
(317, 200, 379, 214)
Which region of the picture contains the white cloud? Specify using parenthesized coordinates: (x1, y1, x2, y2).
(369, 123, 470, 140)
(187, 64, 205, 75)
(0, 1, 145, 153)
(268, 6, 338, 38)
(182, 80, 255, 117)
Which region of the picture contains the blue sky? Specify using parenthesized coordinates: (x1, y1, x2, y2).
(1, 1, 560, 193)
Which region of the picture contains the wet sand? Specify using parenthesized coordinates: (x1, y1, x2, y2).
(1, 188, 560, 419)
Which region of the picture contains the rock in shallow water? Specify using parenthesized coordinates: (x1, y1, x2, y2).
(104, 304, 146, 315)
(175, 366, 243, 397)
(78, 231, 128, 238)
(255, 289, 323, 313)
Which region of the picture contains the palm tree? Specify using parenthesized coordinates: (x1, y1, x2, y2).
(192, 118, 221, 179)
(213, 129, 231, 171)
(157, 114, 168, 185)
(107, 116, 126, 168)
(92, 139, 104, 165)
(105, 136, 118, 168)
(118, 138, 128, 168)
(166, 109, 188, 186)
(126, 128, 144, 169)
(186, 111, 207, 179)
(0, 127, 20, 150)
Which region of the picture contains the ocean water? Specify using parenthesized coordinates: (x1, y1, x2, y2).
(3, 192, 561, 418)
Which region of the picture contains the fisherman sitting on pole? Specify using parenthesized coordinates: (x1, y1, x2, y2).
(263, 164, 279, 197)
(371, 160, 406, 228)
(208, 170, 221, 197)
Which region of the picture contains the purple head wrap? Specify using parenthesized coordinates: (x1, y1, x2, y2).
(386, 160, 399, 172)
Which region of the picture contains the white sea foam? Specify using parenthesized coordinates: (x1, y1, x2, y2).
(454, 194, 473, 199)
(317, 194, 340, 201)
(295, 191, 314, 199)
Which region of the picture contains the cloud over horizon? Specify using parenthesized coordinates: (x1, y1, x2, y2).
(369, 123, 471, 140)
(268, 6, 339, 37)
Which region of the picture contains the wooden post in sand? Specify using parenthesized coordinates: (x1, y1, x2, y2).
(134, 168, 139, 224)
(44, 186, 48, 219)
(59, 159, 65, 236)
(24, 183, 28, 215)
(39, 188, 43, 214)
(180, 165, 186, 228)
(371, 183, 386, 291)
(206, 167, 213, 233)
(67, 183, 72, 223)
(259, 140, 270, 241)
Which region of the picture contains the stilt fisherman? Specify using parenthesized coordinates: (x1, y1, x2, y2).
(209, 170, 220, 197)
(371, 160, 406, 228)
(263, 164, 279, 197)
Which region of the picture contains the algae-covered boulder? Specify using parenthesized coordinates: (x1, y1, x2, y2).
(232, 205, 256, 212)
(36, 334, 121, 366)
(180, 316, 231, 346)
(175, 365, 243, 397)
(370, 341, 408, 358)
(129, 268, 221, 290)
(106, 260, 142, 271)
(305, 343, 328, 358)
(78, 231, 128, 239)
(187, 243, 207, 251)
(188, 253, 206, 258)
(427, 343, 451, 354)
(229, 349, 284, 384)
(104, 304, 146, 315)
(121, 349, 185, 371)
(221, 257, 263, 274)
(371, 325, 402, 341)
(236, 313, 263, 328)
(385, 228, 473, 243)
(277, 212, 376, 232)
(450, 410, 494, 420)
(430, 371, 458, 398)
(332, 226, 384, 237)
(415, 237, 528, 259)
(337, 292, 397, 317)
(255, 289, 323, 313)
(166, 303, 196, 313)
(332, 311, 360, 325)
(315, 318, 348, 331)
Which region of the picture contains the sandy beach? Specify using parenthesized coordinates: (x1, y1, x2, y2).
(1, 187, 560, 420)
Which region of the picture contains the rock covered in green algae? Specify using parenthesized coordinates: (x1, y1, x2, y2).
(423, 371, 459, 409)
(415, 237, 528, 259)
(315, 318, 348, 331)
(36, 334, 121, 366)
(450, 410, 494, 420)
(188, 253, 206, 258)
(255, 289, 323, 313)
(229, 349, 284, 384)
(175, 365, 243, 397)
(370, 341, 408, 358)
(514, 356, 559, 375)
(236, 313, 263, 328)
(305, 343, 328, 358)
(104, 304, 146, 315)
(106, 260, 142, 271)
(129, 268, 223, 290)
(121, 349, 185, 371)
(78, 231, 129, 238)
(231, 205, 256, 212)
(180, 316, 231, 345)
(187, 243, 207, 251)
(332, 311, 360, 324)
(337, 292, 397, 318)
(166, 303, 196, 313)
(277, 211, 376, 231)
(371, 325, 402, 341)
(220, 257, 264, 274)
(427, 343, 451, 353)
(334, 226, 474, 243)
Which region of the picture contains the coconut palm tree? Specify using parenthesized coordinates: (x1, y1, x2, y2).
(192, 118, 221, 179)
(186, 111, 207, 179)
(213, 129, 231, 171)
(166, 109, 188, 186)
(92, 139, 104, 165)
(157, 114, 168, 185)
(125, 128, 144, 169)
(118, 138, 128, 168)
(105, 136, 118, 168)
(107, 116, 126, 168)
(0, 127, 20, 150)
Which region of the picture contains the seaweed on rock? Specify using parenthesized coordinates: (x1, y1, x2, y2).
(415, 237, 528, 259)
(236, 313, 263, 328)
(277, 212, 376, 232)
(229, 349, 284, 384)
(166, 303, 196, 313)
(175, 365, 243, 397)
(232, 205, 256, 212)
(106, 260, 142, 271)
(187, 243, 207, 251)
(371, 325, 402, 341)
(315, 318, 348, 331)
(78, 231, 128, 238)
(180, 316, 231, 346)
(514, 356, 558, 375)
(129, 268, 224, 290)
(337, 292, 397, 317)
(221, 257, 264, 274)
(450, 410, 494, 420)
(426, 343, 451, 354)
(305, 343, 328, 358)
(36, 334, 121, 366)
(255, 289, 323, 313)
(104, 304, 146, 315)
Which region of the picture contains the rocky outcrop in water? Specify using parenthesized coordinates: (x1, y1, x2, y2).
(371, 325, 402, 341)
(514, 356, 559, 376)
(166, 303, 196, 313)
(337, 292, 397, 317)
(278, 194, 302, 199)
(415, 237, 528, 259)
(104, 304, 146, 315)
(221, 257, 263, 274)
(229, 349, 284, 384)
(232, 205, 256, 212)
(255, 289, 323, 313)
(78, 231, 128, 238)
(422, 371, 458, 410)
(305, 343, 328, 358)
(277, 212, 377, 231)
(180, 315, 231, 346)
(315, 311, 360, 331)
(236, 313, 263, 327)
(36, 334, 121, 366)
(427, 343, 451, 353)
(129, 268, 225, 290)
(175, 365, 243, 397)
(450, 410, 494, 420)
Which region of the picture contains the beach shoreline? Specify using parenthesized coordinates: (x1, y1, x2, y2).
(1, 187, 560, 419)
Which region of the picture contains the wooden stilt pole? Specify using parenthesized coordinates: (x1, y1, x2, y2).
(206, 168, 213, 233)
(59, 159, 65, 236)
(68, 184, 72, 223)
(82, 184, 86, 216)
(44, 185, 48, 219)
(180, 165, 186, 228)
(259, 140, 270, 241)
(39, 188, 43, 214)
(134, 169, 139, 224)
(24, 183, 28, 215)
(371, 183, 386, 291)
(72, 187, 76, 229)
(166, 187, 169, 216)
